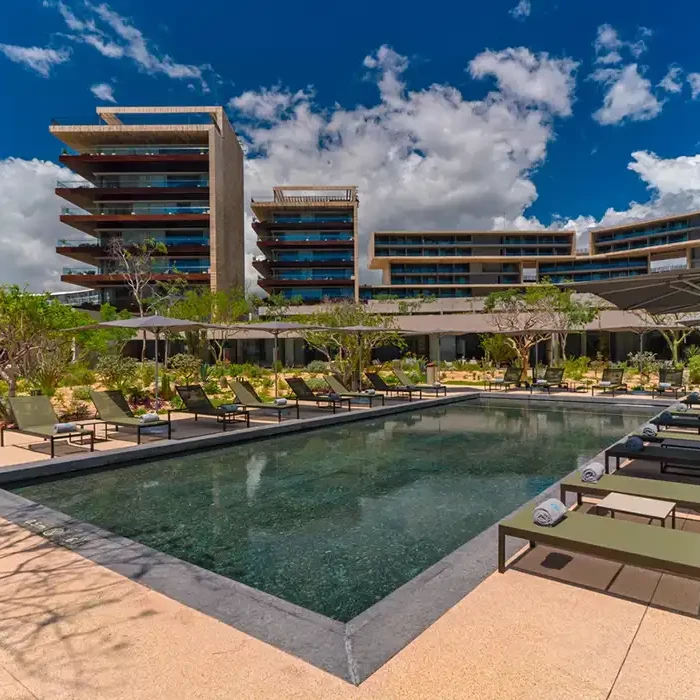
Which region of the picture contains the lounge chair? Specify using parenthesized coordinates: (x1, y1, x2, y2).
(285, 377, 351, 413)
(324, 375, 386, 407)
(1, 395, 94, 458)
(230, 380, 299, 422)
(393, 368, 447, 397)
(486, 366, 523, 392)
(365, 371, 421, 401)
(172, 385, 250, 429)
(91, 390, 171, 443)
(498, 507, 700, 578)
(529, 367, 568, 394)
(652, 413, 700, 433)
(605, 442, 700, 475)
(633, 429, 700, 447)
(591, 368, 627, 397)
(651, 368, 685, 399)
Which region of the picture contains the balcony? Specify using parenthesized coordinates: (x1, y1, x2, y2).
(62, 205, 210, 216)
(57, 177, 209, 189)
(272, 270, 354, 281)
(595, 220, 693, 244)
(61, 145, 209, 156)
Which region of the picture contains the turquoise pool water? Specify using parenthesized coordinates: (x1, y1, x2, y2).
(13, 400, 651, 621)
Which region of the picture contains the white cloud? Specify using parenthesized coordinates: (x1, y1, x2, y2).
(591, 64, 662, 125)
(688, 73, 700, 99)
(0, 44, 70, 77)
(0, 158, 84, 292)
(659, 66, 683, 94)
(46, 0, 212, 90)
(509, 0, 531, 20)
(593, 24, 648, 65)
(90, 82, 116, 102)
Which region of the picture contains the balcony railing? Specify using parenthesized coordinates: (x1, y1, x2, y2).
(271, 216, 353, 224)
(259, 233, 353, 243)
(62, 145, 209, 156)
(595, 221, 692, 243)
(62, 267, 99, 275)
(57, 236, 211, 247)
(273, 271, 354, 280)
(62, 205, 210, 216)
(57, 177, 209, 189)
(63, 262, 211, 275)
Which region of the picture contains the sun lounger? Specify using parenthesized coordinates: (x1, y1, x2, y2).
(91, 390, 171, 443)
(652, 413, 700, 433)
(605, 442, 700, 475)
(1, 395, 94, 458)
(633, 429, 700, 448)
(230, 380, 299, 422)
(285, 377, 351, 413)
(365, 371, 421, 401)
(591, 368, 627, 397)
(324, 375, 386, 407)
(529, 367, 568, 394)
(498, 507, 700, 578)
(172, 385, 250, 429)
(393, 368, 447, 397)
(651, 368, 686, 399)
(486, 366, 523, 392)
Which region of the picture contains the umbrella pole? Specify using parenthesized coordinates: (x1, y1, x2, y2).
(273, 333, 279, 399)
(154, 331, 159, 405)
(358, 332, 362, 391)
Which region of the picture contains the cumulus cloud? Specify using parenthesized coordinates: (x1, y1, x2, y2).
(0, 158, 84, 291)
(591, 64, 662, 125)
(594, 24, 647, 64)
(658, 66, 684, 94)
(509, 0, 531, 20)
(688, 73, 700, 99)
(45, 0, 213, 90)
(90, 82, 116, 102)
(0, 44, 70, 77)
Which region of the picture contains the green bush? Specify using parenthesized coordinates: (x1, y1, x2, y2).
(305, 360, 328, 373)
(137, 361, 156, 390)
(685, 345, 700, 362)
(59, 363, 96, 387)
(563, 356, 589, 381)
(72, 385, 93, 402)
(304, 377, 327, 392)
(688, 355, 700, 383)
(203, 380, 219, 395)
(479, 333, 517, 366)
(169, 353, 202, 384)
(96, 355, 139, 392)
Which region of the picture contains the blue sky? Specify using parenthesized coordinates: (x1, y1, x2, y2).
(2, 0, 700, 289)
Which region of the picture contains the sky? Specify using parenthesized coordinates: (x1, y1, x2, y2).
(2, 0, 700, 291)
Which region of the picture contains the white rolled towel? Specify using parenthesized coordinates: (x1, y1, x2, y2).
(433, 382, 443, 388)
(579, 462, 605, 483)
(54, 422, 77, 434)
(273, 397, 288, 406)
(599, 380, 611, 387)
(658, 382, 672, 389)
(673, 402, 689, 412)
(533, 498, 567, 526)
(363, 389, 376, 395)
(140, 412, 160, 423)
(493, 378, 505, 383)
(536, 379, 547, 385)
(642, 423, 658, 438)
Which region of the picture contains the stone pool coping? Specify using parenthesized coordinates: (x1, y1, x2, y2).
(0, 392, 669, 684)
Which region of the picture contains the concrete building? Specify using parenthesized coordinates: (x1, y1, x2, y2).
(251, 186, 359, 303)
(52, 106, 244, 309)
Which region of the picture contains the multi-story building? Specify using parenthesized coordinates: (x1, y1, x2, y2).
(52, 106, 244, 309)
(251, 186, 359, 303)
(364, 212, 700, 299)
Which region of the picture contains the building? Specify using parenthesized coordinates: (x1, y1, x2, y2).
(364, 212, 700, 299)
(52, 106, 244, 309)
(251, 186, 359, 303)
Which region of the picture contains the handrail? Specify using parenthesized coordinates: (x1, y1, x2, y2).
(57, 178, 209, 189)
(61, 205, 210, 215)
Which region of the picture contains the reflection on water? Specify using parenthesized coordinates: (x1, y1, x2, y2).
(14, 401, 652, 621)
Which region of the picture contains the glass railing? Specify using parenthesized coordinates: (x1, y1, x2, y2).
(548, 269, 648, 283)
(599, 233, 689, 251)
(76, 145, 209, 156)
(272, 216, 353, 224)
(62, 267, 99, 275)
(274, 270, 354, 280)
(260, 232, 353, 243)
(539, 259, 648, 273)
(57, 239, 99, 247)
(275, 253, 353, 262)
(57, 178, 209, 189)
(276, 288, 354, 301)
(596, 221, 692, 243)
(62, 205, 210, 215)
(152, 261, 210, 273)
(58, 236, 210, 247)
(375, 248, 473, 257)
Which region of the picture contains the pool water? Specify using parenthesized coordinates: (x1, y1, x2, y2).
(13, 400, 650, 621)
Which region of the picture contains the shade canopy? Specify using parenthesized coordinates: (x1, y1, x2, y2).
(567, 270, 700, 314)
(71, 314, 217, 333)
(222, 321, 328, 333)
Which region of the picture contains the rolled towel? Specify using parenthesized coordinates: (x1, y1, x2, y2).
(273, 397, 288, 406)
(328, 392, 341, 401)
(219, 403, 240, 412)
(674, 402, 689, 412)
(625, 436, 644, 452)
(659, 410, 673, 422)
(691, 391, 700, 401)
(579, 461, 605, 483)
(434, 382, 443, 388)
(641, 423, 658, 438)
(492, 378, 505, 383)
(533, 498, 567, 526)
(535, 379, 547, 385)
(363, 389, 376, 395)
(599, 380, 611, 387)
(140, 412, 160, 424)
(53, 422, 77, 434)
(658, 382, 672, 389)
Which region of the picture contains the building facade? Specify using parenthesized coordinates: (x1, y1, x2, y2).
(364, 212, 700, 299)
(52, 106, 244, 309)
(251, 186, 359, 303)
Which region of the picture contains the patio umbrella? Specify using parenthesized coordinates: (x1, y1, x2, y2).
(68, 315, 219, 402)
(219, 321, 329, 397)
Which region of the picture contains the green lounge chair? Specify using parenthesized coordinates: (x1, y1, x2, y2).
(486, 366, 523, 392)
(230, 380, 299, 422)
(529, 367, 568, 394)
(1, 395, 94, 458)
(324, 375, 386, 407)
(365, 371, 421, 401)
(591, 368, 627, 397)
(652, 368, 685, 399)
(559, 471, 700, 511)
(498, 506, 700, 578)
(605, 442, 700, 475)
(91, 390, 172, 444)
(285, 377, 351, 413)
(393, 368, 447, 397)
(172, 385, 250, 429)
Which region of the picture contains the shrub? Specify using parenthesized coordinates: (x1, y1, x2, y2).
(563, 356, 589, 381)
(72, 385, 93, 402)
(137, 361, 156, 390)
(96, 355, 139, 392)
(479, 333, 517, 366)
(59, 363, 96, 387)
(685, 345, 700, 362)
(688, 355, 700, 383)
(203, 380, 219, 395)
(305, 360, 328, 373)
(304, 377, 327, 392)
(169, 353, 202, 384)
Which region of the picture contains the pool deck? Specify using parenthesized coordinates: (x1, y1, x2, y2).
(0, 389, 696, 698)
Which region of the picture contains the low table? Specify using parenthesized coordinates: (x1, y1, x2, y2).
(596, 492, 676, 528)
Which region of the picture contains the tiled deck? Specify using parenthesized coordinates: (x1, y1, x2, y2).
(0, 390, 696, 699)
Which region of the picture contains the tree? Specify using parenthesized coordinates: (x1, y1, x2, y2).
(479, 333, 517, 366)
(635, 312, 694, 366)
(81, 303, 135, 356)
(550, 287, 599, 361)
(300, 301, 405, 389)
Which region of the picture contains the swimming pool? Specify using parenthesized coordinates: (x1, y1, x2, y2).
(13, 399, 651, 622)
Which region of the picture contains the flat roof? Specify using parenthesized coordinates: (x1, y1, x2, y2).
(591, 209, 700, 235)
(372, 229, 575, 237)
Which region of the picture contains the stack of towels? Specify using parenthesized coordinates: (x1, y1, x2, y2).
(642, 423, 658, 438)
(53, 422, 77, 434)
(579, 461, 604, 483)
(533, 498, 567, 526)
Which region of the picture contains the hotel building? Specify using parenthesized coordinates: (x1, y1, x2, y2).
(251, 186, 359, 303)
(52, 106, 244, 309)
(364, 212, 700, 299)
